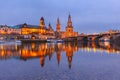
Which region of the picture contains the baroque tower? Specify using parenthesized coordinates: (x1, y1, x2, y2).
(40, 17, 45, 28)
(66, 14, 73, 33)
(56, 18, 61, 32)
(39, 17, 46, 35)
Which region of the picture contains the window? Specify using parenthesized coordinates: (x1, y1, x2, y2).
(69, 29, 71, 32)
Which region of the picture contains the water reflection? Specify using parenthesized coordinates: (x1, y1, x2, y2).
(0, 41, 120, 69)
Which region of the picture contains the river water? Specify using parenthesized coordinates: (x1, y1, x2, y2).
(0, 42, 120, 80)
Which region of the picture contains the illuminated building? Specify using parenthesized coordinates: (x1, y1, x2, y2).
(0, 15, 78, 40)
(56, 14, 78, 38)
(22, 14, 78, 39)
(46, 24, 54, 36)
(21, 23, 39, 35)
(21, 17, 55, 36)
(0, 25, 21, 34)
(56, 18, 61, 32)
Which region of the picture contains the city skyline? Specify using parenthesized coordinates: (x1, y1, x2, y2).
(0, 0, 120, 33)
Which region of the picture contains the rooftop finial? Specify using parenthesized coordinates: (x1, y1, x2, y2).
(68, 13, 71, 22)
(57, 17, 60, 24)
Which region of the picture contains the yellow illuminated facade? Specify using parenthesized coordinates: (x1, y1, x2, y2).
(21, 17, 54, 36)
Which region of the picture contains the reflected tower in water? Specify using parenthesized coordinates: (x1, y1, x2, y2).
(56, 51, 61, 66)
(0, 41, 120, 68)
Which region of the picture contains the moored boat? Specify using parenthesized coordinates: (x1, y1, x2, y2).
(47, 39, 64, 43)
(15, 40, 21, 43)
(0, 40, 21, 45)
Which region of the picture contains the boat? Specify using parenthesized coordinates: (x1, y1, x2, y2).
(0, 40, 21, 45)
(15, 40, 21, 43)
(47, 39, 64, 43)
(56, 39, 64, 43)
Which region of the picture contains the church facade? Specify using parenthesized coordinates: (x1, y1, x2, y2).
(56, 14, 78, 38)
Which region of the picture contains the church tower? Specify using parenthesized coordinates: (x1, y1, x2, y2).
(48, 23, 53, 31)
(56, 18, 61, 32)
(39, 17, 47, 35)
(66, 14, 73, 33)
(40, 17, 45, 28)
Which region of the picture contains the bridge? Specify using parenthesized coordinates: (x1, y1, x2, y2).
(77, 32, 120, 42)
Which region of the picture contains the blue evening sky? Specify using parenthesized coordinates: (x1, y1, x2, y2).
(0, 0, 120, 33)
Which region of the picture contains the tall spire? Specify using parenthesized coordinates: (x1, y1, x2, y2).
(57, 17, 60, 25)
(56, 17, 61, 32)
(48, 23, 51, 28)
(67, 14, 72, 27)
(68, 14, 72, 22)
(48, 23, 53, 31)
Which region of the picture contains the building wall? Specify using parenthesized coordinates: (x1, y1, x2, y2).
(21, 17, 49, 35)
(61, 31, 78, 38)
(21, 27, 39, 35)
(21, 26, 55, 35)
(0, 26, 21, 34)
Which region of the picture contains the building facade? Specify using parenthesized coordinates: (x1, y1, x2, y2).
(0, 25, 21, 34)
(21, 17, 54, 36)
(56, 14, 78, 38)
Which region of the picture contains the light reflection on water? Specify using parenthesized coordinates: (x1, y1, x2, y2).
(0, 42, 120, 80)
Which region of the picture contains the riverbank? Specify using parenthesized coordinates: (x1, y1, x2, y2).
(20, 39, 47, 43)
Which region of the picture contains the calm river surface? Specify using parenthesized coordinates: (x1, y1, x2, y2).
(0, 42, 120, 80)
